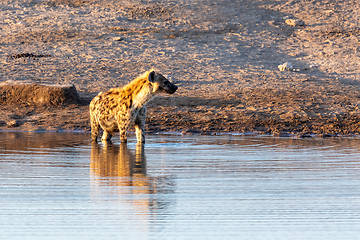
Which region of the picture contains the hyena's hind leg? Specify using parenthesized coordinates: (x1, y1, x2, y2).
(90, 114, 100, 142)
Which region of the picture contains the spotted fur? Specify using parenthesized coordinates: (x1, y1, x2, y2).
(90, 69, 178, 143)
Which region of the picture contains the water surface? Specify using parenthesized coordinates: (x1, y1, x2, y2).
(0, 132, 360, 239)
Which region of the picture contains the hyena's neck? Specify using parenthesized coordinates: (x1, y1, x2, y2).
(132, 85, 156, 109)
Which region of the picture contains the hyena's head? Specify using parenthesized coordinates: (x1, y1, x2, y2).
(148, 70, 178, 94)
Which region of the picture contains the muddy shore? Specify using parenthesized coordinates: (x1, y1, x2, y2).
(1, 0, 360, 137)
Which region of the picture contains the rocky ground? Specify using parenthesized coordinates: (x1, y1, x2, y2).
(1, 0, 360, 136)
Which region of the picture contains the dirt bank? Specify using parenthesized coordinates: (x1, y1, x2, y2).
(1, 0, 360, 136)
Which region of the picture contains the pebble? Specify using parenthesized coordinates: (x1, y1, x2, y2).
(7, 120, 20, 128)
(285, 18, 305, 27)
(278, 62, 293, 71)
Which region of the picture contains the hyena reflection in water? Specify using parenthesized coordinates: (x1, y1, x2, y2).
(90, 69, 178, 143)
(90, 143, 147, 185)
(90, 143, 175, 198)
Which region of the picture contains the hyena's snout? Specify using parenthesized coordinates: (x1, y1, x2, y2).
(165, 82, 178, 94)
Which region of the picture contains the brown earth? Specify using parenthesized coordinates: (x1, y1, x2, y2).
(1, 0, 360, 136)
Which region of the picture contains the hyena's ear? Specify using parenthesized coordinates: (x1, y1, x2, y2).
(148, 71, 156, 83)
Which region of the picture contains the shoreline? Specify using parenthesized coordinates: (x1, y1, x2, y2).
(1, 125, 359, 139)
(1, 89, 360, 137)
(1, 87, 360, 137)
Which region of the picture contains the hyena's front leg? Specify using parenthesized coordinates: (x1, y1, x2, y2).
(119, 124, 129, 143)
(134, 107, 146, 143)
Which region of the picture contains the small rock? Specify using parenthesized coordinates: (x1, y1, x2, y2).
(114, 37, 124, 41)
(278, 62, 293, 71)
(309, 64, 319, 69)
(285, 19, 305, 27)
(7, 120, 20, 128)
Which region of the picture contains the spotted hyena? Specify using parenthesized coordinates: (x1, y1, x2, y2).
(90, 69, 178, 143)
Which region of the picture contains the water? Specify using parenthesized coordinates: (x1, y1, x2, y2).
(0, 132, 360, 240)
